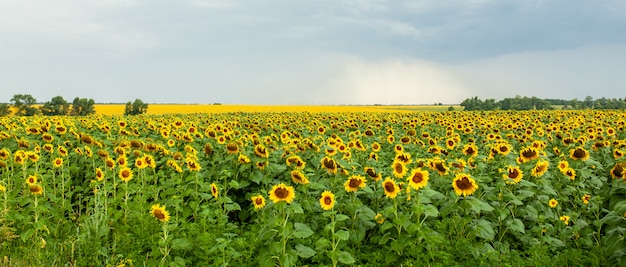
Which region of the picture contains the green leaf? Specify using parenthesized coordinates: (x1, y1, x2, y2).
(335, 230, 349, 241)
(423, 204, 439, 218)
(289, 203, 304, 214)
(171, 238, 192, 250)
(228, 180, 240, 189)
(337, 250, 355, 264)
(295, 244, 316, 258)
(506, 218, 525, 234)
(475, 219, 495, 240)
(293, 223, 313, 238)
(315, 237, 330, 250)
(335, 214, 350, 222)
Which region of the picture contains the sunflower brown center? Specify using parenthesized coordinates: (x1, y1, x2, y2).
(384, 182, 395, 193)
(324, 197, 332, 205)
(348, 178, 362, 188)
(366, 169, 377, 178)
(522, 149, 537, 158)
(455, 177, 472, 190)
(412, 173, 423, 183)
(255, 198, 263, 205)
(275, 187, 289, 199)
(573, 149, 586, 158)
(153, 210, 165, 220)
(435, 162, 446, 172)
(394, 163, 403, 174)
(508, 169, 519, 178)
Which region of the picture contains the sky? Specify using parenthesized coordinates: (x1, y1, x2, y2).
(1, 0, 625, 105)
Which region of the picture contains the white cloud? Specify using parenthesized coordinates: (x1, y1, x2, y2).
(322, 58, 471, 104)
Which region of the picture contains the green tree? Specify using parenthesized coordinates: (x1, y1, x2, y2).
(41, 96, 71, 116)
(10, 94, 39, 116)
(0, 103, 10, 116)
(70, 97, 96, 116)
(124, 99, 148, 115)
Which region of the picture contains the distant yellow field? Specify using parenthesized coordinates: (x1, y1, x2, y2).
(94, 104, 462, 115)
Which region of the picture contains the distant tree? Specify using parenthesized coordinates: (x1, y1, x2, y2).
(70, 97, 96, 116)
(124, 99, 148, 115)
(11, 94, 39, 116)
(447, 105, 455, 111)
(41, 96, 70, 116)
(0, 103, 10, 116)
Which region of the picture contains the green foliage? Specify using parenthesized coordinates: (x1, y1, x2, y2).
(10, 94, 39, 116)
(40, 96, 70, 116)
(124, 99, 148, 115)
(70, 97, 96, 116)
(462, 95, 626, 111)
(0, 103, 10, 116)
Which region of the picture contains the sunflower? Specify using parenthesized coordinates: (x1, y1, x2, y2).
(58, 146, 68, 157)
(503, 166, 523, 184)
(52, 157, 63, 168)
(374, 213, 384, 224)
(407, 168, 429, 190)
(569, 147, 590, 161)
(364, 167, 382, 182)
(256, 161, 267, 170)
(371, 142, 381, 152)
(582, 194, 591, 205)
(225, 143, 239, 154)
(117, 156, 128, 167)
(150, 204, 171, 222)
(238, 154, 251, 164)
(549, 198, 558, 208)
(430, 158, 448, 176)
(26, 175, 38, 186)
(382, 177, 400, 199)
(391, 160, 408, 178)
(134, 158, 147, 169)
(95, 168, 105, 181)
(462, 143, 478, 157)
(519, 147, 539, 162)
(320, 156, 339, 174)
(119, 167, 133, 182)
(614, 149, 624, 159)
(187, 160, 201, 171)
(251, 195, 266, 210)
(254, 144, 269, 158)
(395, 152, 412, 165)
(563, 167, 576, 180)
(0, 184, 6, 192)
(610, 162, 624, 179)
(531, 160, 549, 177)
(319, 191, 335, 210)
(269, 183, 295, 204)
(559, 215, 570, 225)
(557, 160, 569, 172)
(452, 173, 478, 197)
(99, 158, 113, 170)
(211, 183, 219, 198)
(344, 175, 366, 193)
(290, 170, 310, 185)
(29, 185, 43, 195)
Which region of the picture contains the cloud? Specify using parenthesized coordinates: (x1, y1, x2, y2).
(318, 58, 471, 105)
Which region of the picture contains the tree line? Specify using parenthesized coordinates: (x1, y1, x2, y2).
(0, 94, 149, 116)
(460, 96, 626, 111)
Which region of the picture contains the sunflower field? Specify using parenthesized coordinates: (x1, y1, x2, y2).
(1, 109, 625, 266)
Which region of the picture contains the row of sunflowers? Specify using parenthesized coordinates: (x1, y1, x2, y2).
(0, 109, 625, 266)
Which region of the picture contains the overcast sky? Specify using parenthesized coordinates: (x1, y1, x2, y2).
(1, 0, 625, 105)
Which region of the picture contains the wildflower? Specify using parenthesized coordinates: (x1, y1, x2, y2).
(549, 198, 558, 208)
(559, 215, 570, 225)
(211, 183, 219, 198)
(374, 213, 384, 224)
(251, 195, 266, 210)
(582, 194, 590, 205)
(319, 191, 335, 210)
(452, 173, 478, 197)
(382, 177, 400, 199)
(407, 168, 429, 190)
(150, 204, 171, 222)
(344, 175, 366, 193)
(269, 183, 295, 204)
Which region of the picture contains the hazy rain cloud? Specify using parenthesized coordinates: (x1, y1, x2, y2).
(1, 0, 625, 104)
